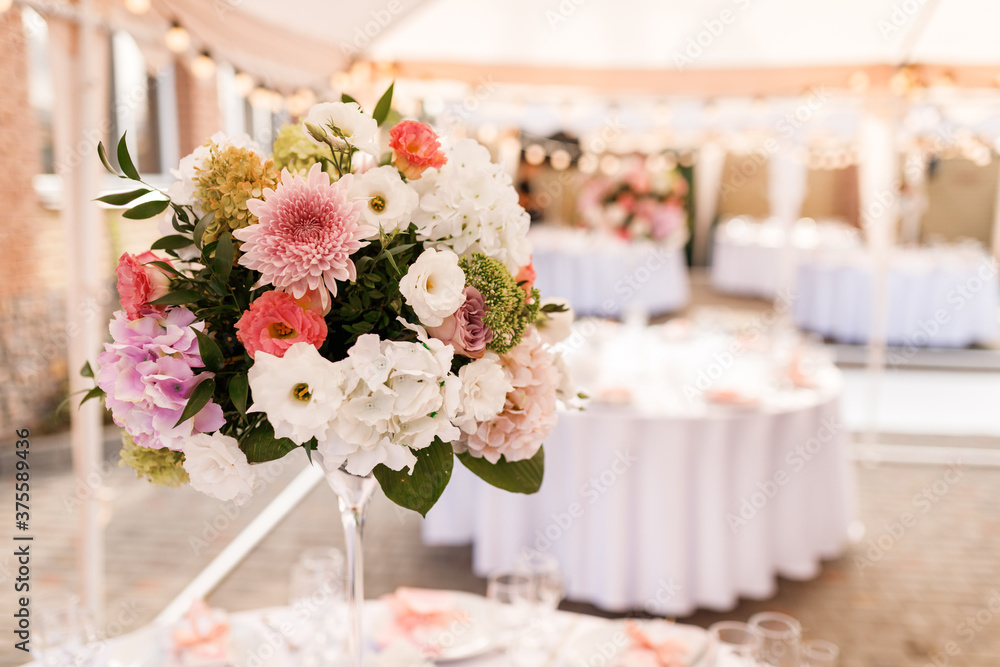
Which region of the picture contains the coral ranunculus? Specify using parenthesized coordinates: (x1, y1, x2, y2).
(116, 251, 172, 320)
(515, 261, 536, 300)
(389, 120, 447, 180)
(235, 290, 328, 359)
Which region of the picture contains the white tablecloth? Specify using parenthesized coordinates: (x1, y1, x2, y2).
(711, 218, 860, 299)
(530, 228, 690, 317)
(425, 370, 853, 615)
(794, 247, 999, 347)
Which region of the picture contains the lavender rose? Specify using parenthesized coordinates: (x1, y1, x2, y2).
(427, 286, 493, 358)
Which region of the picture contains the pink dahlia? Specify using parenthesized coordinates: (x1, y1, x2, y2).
(235, 163, 370, 301)
(389, 121, 447, 180)
(235, 290, 328, 359)
(456, 327, 559, 464)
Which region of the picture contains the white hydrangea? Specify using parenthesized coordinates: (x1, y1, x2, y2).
(454, 353, 511, 434)
(319, 333, 461, 476)
(413, 138, 532, 273)
(167, 132, 260, 213)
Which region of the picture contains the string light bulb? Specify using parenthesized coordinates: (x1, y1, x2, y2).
(0, 0, 13, 14)
(191, 51, 216, 80)
(165, 22, 191, 54)
(233, 71, 255, 98)
(124, 0, 150, 14)
(550, 149, 572, 171)
(524, 144, 546, 166)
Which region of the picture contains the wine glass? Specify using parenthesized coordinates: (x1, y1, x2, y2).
(486, 572, 533, 647)
(748, 612, 801, 667)
(34, 597, 100, 666)
(514, 550, 565, 611)
(802, 639, 839, 666)
(708, 621, 763, 666)
(289, 547, 346, 663)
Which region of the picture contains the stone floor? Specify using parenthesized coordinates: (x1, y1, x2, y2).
(2, 432, 1000, 667)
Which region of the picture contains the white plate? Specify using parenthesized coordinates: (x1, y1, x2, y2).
(561, 619, 710, 667)
(369, 591, 496, 663)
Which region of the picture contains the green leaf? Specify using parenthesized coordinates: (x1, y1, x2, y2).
(116, 132, 141, 181)
(239, 420, 298, 463)
(193, 212, 214, 248)
(213, 232, 234, 281)
(372, 81, 394, 126)
(228, 374, 248, 416)
(123, 199, 170, 220)
(98, 142, 120, 177)
(80, 361, 94, 378)
(173, 378, 215, 428)
(146, 289, 202, 306)
(457, 447, 545, 494)
(341, 92, 360, 107)
(96, 188, 150, 206)
(150, 235, 193, 251)
(80, 386, 105, 405)
(373, 439, 453, 516)
(387, 242, 416, 256)
(193, 329, 224, 372)
(145, 260, 184, 277)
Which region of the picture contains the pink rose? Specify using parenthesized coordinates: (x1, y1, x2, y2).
(389, 120, 447, 180)
(515, 261, 536, 301)
(427, 286, 492, 358)
(116, 251, 172, 320)
(235, 290, 328, 359)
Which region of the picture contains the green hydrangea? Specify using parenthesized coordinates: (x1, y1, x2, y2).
(194, 141, 280, 244)
(119, 432, 189, 487)
(459, 253, 539, 354)
(272, 123, 330, 176)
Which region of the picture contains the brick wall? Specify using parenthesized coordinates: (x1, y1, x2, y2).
(175, 59, 221, 154)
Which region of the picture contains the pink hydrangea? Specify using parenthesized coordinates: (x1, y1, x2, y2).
(235, 163, 369, 303)
(235, 290, 328, 359)
(389, 121, 447, 180)
(97, 308, 225, 451)
(457, 327, 559, 463)
(115, 251, 172, 320)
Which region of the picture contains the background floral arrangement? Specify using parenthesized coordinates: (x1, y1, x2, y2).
(576, 156, 689, 244)
(84, 85, 577, 515)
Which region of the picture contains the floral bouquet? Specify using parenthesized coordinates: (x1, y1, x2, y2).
(577, 156, 689, 244)
(85, 84, 576, 515)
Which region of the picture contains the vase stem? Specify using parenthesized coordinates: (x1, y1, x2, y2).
(324, 465, 378, 667)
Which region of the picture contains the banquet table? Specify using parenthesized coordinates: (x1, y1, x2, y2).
(710, 217, 861, 300)
(530, 227, 690, 317)
(21, 598, 750, 666)
(424, 322, 855, 616)
(794, 245, 999, 346)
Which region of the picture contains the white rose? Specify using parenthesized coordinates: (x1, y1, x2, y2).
(303, 102, 380, 157)
(455, 353, 511, 433)
(536, 298, 575, 345)
(399, 248, 467, 327)
(182, 432, 257, 504)
(349, 166, 418, 236)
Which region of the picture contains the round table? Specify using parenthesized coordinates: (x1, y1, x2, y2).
(424, 323, 855, 616)
(530, 227, 690, 317)
(794, 246, 999, 347)
(711, 217, 861, 300)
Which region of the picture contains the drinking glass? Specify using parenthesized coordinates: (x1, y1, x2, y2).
(708, 621, 762, 665)
(34, 597, 100, 666)
(289, 547, 347, 663)
(802, 639, 839, 666)
(514, 550, 565, 611)
(748, 612, 801, 667)
(486, 572, 533, 646)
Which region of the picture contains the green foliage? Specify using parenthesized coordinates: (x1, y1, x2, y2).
(457, 447, 545, 494)
(373, 438, 453, 516)
(459, 253, 536, 354)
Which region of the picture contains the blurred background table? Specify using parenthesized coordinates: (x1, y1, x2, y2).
(425, 320, 854, 616)
(530, 227, 690, 317)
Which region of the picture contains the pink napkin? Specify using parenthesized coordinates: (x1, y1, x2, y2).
(704, 388, 758, 406)
(378, 588, 470, 654)
(171, 600, 231, 666)
(617, 621, 688, 667)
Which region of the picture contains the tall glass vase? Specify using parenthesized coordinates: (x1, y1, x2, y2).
(320, 461, 378, 667)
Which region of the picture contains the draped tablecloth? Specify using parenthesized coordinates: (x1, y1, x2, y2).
(530, 227, 690, 317)
(711, 217, 860, 300)
(424, 384, 853, 616)
(794, 246, 999, 347)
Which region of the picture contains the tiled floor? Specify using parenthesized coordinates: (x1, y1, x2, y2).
(2, 434, 1000, 667)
